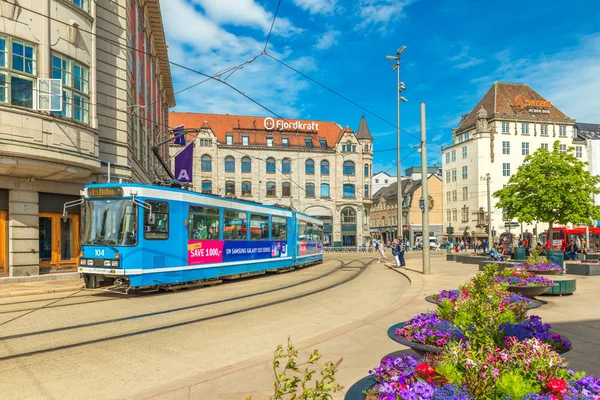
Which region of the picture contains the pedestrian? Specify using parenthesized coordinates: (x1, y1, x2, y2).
(377, 240, 389, 263)
(398, 237, 406, 267)
(576, 238, 582, 253)
(482, 239, 488, 254)
(392, 239, 401, 268)
(522, 236, 529, 257)
(473, 240, 478, 253)
(581, 237, 588, 254)
(565, 241, 578, 260)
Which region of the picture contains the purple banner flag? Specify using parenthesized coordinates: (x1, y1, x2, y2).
(175, 143, 193, 182)
(173, 125, 185, 146)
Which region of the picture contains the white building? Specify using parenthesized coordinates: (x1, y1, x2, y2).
(575, 123, 600, 207)
(442, 82, 587, 242)
(372, 171, 397, 195)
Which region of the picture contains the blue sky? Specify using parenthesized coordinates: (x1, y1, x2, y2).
(161, 0, 600, 175)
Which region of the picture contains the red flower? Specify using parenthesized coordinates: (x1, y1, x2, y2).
(416, 363, 436, 376)
(461, 289, 469, 296)
(547, 379, 567, 394)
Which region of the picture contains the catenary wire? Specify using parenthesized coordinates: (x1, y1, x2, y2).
(264, 0, 283, 53)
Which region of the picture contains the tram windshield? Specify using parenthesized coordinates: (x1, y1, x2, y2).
(82, 199, 138, 246)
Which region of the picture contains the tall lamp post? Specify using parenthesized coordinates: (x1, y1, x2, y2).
(386, 46, 407, 240)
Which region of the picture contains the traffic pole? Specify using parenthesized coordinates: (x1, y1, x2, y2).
(421, 102, 430, 274)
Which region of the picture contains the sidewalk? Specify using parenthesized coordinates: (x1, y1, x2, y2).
(0, 277, 83, 298)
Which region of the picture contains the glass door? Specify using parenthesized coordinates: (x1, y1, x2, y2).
(39, 212, 79, 273)
(0, 210, 5, 275)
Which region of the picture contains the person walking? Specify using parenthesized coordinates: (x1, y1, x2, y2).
(473, 240, 478, 253)
(482, 239, 488, 254)
(377, 240, 389, 263)
(392, 239, 401, 268)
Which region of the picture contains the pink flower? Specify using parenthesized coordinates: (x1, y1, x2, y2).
(492, 368, 499, 377)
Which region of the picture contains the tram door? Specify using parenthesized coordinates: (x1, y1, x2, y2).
(0, 210, 6, 275)
(39, 212, 79, 273)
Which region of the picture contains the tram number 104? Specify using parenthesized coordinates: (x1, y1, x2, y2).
(95, 249, 105, 257)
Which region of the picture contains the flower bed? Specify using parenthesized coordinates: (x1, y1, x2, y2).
(494, 267, 557, 287)
(519, 262, 563, 273)
(367, 339, 599, 400)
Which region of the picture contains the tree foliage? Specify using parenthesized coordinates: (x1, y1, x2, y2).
(493, 141, 600, 231)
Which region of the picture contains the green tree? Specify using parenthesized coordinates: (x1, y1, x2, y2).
(494, 141, 600, 244)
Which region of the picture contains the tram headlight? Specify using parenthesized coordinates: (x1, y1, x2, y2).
(80, 258, 86, 265)
(103, 260, 111, 267)
(87, 259, 94, 266)
(111, 260, 119, 267)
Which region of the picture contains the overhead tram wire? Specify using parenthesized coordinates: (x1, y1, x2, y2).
(264, 0, 283, 53)
(264, 53, 420, 141)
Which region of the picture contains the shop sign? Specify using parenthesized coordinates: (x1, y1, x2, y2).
(264, 117, 318, 132)
(514, 95, 551, 114)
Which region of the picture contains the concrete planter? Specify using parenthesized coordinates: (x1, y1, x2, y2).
(507, 285, 554, 298)
(530, 269, 563, 276)
(344, 375, 376, 400)
(566, 263, 600, 276)
(425, 294, 543, 310)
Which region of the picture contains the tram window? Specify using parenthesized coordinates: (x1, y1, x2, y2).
(272, 216, 287, 241)
(144, 201, 169, 239)
(307, 223, 313, 241)
(189, 206, 220, 240)
(299, 220, 306, 241)
(250, 214, 269, 240)
(224, 210, 247, 240)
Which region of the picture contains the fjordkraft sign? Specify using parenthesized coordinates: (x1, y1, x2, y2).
(514, 95, 551, 114)
(264, 117, 318, 132)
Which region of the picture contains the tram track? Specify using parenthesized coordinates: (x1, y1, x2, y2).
(0, 258, 356, 315)
(0, 258, 373, 361)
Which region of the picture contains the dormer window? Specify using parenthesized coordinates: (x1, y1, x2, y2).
(281, 137, 289, 147)
(226, 135, 233, 145)
(319, 139, 327, 149)
(305, 138, 312, 148)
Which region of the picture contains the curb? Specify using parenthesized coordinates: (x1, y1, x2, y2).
(0, 285, 83, 299)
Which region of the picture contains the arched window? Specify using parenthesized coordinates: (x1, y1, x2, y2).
(343, 184, 355, 198)
(201, 155, 212, 172)
(305, 159, 315, 175)
(320, 160, 329, 175)
(241, 156, 252, 173)
(266, 157, 276, 173)
(346, 140, 351, 151)
(343, 161, 355, 176)
(341, 207, 356, 223)
(364, 144, 369, 152)
(266, 181, 276, 197)
(224, 156, 235, 173)
(305, 183, 315, 198)
(201, 180, 212, 194)
(282, 182, 291, 197)
(242, 181, 252, 196)
(282, 158, 291, 173)
(364, 163, 369, 178)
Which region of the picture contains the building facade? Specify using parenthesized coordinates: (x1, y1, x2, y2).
(168, 113, 374, 247)
(370, 169, 443, 244)
(372, 171, 397, 195)
(0, 0, 175, 276)
(575, 123, 600, 208)
(442, 82, 586, 242)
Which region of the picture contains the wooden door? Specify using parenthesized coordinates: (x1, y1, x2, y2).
(0, 210, 5, 275)
(39, 212, 79, 273)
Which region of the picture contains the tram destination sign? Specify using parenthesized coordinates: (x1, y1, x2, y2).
(87, 187, 124, 198)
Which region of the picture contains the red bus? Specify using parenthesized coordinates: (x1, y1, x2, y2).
(540, 227, 600, 250)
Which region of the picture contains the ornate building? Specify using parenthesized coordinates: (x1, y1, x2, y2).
(168, 112, 374, 247)
(442, 82, 586, 241)
(0, 0, 175, 276)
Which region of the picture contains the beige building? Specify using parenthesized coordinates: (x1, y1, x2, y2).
(0, 0, 175, 276)
(169, 112, 374, 247)
(442, 82, 586, 242)
(370, 168, 443, 244)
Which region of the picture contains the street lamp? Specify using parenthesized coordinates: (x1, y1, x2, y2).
(385, 46, 407, 241)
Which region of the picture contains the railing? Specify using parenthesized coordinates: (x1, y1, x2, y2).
(324, 246, 373, 253)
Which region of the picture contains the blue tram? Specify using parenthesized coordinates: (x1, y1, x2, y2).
(68, 183, 324, 289)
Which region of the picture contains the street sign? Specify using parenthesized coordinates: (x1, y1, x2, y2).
(504, 222, 520, 228)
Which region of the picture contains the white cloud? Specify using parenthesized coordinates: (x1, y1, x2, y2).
(355, 0, 416, 31)
(475, 34, 600, 122)
(315, 29, 340, 50)
(161, 0, 313, 118)
(190, 0, 302, 37)
(450, 45, 483, 69)
(293, 0, 337, 14)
